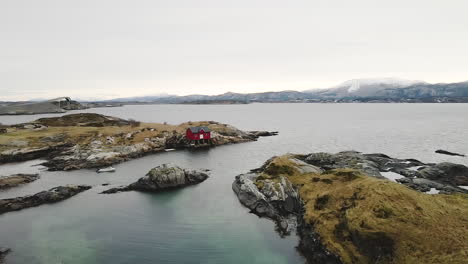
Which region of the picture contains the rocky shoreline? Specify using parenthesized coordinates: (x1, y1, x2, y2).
(0, 185, 91, 215)
(102, 164, 209, 194)
(0, 113, 277, 171)
(232, 151, 468, 264)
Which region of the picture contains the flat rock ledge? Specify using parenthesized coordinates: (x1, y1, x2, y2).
(102, 164, 209, 194)
(303, 151, 468, 194)
(0, 174, 40, 190)
(0, 185, 91, 215)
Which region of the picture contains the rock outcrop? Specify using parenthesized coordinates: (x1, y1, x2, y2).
(233, 158, 321, 235)
(0, 174, 39, 190)
(417, 162, 468, 186)
(102, 164, 209, 194)
(232, 153, 468, 264)
(303, 151, 467, 194)
(0, 185, 91, 214)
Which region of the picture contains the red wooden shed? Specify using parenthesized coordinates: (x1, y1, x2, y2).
(186, 126, 211, 141)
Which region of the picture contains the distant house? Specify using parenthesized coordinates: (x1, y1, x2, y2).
(186, 126, 211, 141)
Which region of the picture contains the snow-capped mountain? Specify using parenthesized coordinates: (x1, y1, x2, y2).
(307, 78, 427, 98)
(82, 78, 468, 103)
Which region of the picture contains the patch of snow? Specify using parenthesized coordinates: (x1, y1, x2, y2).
(334, 78, 425, 93)
(97, 166, 116, 173)
(381, 171, 405, 182)
(426, 188, 440, 194)
(459, 186, 468, 190)
(348, 80, 360, 92)
(86, 152, 120, 161)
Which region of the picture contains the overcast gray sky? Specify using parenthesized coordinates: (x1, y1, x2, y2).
(1, 0, 467, 100)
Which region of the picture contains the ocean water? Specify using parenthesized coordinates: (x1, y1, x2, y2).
(0, 103, 467, 263)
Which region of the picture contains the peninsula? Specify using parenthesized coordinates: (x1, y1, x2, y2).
(0, 113, 277, 171)
(233, 151, 468, 264)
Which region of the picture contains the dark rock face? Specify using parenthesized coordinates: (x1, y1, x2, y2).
(297, 218, 343, 264)
(0, 248, 10, 264)
(232, 158, 322, 235)
(435, 149, 465, 157)
(0, 185, 91, 214)
(102, 164, 209, 194)
(0, 174, 39, 189)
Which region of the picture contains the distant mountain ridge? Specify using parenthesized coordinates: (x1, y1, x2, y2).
(97, 79, 468, 103)
(3, 78, 467, 104)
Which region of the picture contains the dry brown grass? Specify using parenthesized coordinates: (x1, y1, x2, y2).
(258, 156, 468, 264)
(0, 120, 245, 152)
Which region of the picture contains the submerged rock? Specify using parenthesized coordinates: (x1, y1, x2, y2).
(435, 149, 465, 157)
(0, 185, 91, 214)
(0, 174, 39, 190)
(102, 164, 209, 194)
(247, 131, 279, 137)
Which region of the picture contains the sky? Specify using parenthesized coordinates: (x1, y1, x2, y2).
(1, 0, 467, 101)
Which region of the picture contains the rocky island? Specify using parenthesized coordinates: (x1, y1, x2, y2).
(233, 151, 468, 264)
(102, 164, 209, 194)
(0, 185, 91, 215)
(0, 174, 39, 190)
(0, 113, 276, 171)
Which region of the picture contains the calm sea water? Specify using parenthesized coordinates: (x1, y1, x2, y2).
(0, 103, 467, 264)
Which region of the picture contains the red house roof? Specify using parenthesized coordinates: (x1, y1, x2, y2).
(187, 126, 211, 133)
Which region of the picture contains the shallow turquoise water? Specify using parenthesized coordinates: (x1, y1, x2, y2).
(1, 103, 467, 263)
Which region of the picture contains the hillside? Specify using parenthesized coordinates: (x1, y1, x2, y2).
(233, 153, 468, 264)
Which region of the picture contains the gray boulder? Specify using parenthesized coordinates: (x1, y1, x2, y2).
(102, 164, 209, 194)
